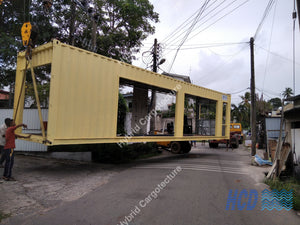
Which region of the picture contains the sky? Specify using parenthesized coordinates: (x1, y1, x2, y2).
(132, 0, 300, 105)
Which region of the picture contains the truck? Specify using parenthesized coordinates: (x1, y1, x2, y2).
(208, 123, 243, 148)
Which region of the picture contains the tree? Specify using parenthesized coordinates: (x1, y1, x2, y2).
(67, 0, 159, 63)
(240, 92, 251, 106)
(268, 97, 281, 110)
(282, 87, 293, 99)
(1, 0, 159, 106)
(0, 0, 58, 90)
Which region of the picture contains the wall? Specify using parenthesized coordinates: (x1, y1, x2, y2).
(0, 109, 47, 152)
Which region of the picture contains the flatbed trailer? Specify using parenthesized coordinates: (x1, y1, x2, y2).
(13, 40, 231, 149)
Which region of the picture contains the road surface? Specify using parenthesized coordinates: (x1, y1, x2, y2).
(3, 145, 300, 225)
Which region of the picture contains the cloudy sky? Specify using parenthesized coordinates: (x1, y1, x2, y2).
(132, 0, 300, 105)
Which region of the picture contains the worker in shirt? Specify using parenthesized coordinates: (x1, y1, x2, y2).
(0, 118, 11, 167)
(3, 119, 30, 181)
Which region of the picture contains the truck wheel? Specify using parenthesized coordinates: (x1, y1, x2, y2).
(209, 143, 218, 148)
(181, 141, 191, 153)
(231, 142, 239, 149)
(170, 142, 181, 154)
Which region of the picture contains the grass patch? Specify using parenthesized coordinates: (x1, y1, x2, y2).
(265, 178, 300, 210)
(0, 211, 11, 222)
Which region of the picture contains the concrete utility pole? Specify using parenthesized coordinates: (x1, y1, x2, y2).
(153, 38, 158, 72)
(149, 39, 158, 134)
(250, 37, 256, 156)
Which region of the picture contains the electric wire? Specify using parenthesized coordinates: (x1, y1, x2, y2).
(162, 0, 221, 48)
(262, 0, 277, 96)
(253, 0, 275, 40)
(161, 1, 213, 44)
(168, 0, 211, 72)
(162, 0, 236, 56)
(187, 0, 250, 42)
(229, 87, 249, 95)
(162, 0, 250, 59)
(255, 44, 300, 66)
(162, 41, 247, 51)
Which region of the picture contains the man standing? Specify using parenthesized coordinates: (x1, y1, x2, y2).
(3, 119, 30, 181)
(0, 118, 11, 167)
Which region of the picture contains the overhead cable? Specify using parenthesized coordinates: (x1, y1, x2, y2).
(168, 0, 211, 72)
(253, 0, 276, 40)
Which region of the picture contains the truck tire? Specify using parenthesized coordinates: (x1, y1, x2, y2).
(181, 141, 192, 153)
(231, 141, 239, 149)
(209, 143, 218, 148)
(170, 142, 181, 154)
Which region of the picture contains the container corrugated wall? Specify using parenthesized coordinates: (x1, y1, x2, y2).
(14, 40, 231, 145)
(0, 109, 47, 152)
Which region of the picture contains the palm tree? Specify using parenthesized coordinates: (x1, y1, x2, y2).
(240, 92, 251, 106)
(282, 87, 293, 99)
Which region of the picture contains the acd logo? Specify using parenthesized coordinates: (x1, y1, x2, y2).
(226, 189, 258, 210)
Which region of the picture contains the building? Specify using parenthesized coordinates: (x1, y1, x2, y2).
(0, 90, 10, 108)
(162, 72, 192, 83)
(284, 95, 300, 177)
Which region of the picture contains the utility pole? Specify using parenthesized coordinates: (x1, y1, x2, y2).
(149, 39, 158, 134)
(250, 37, 256, 156)
(153, 38, 158, 72)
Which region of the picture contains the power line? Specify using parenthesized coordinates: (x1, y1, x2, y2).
(229, 87, 249, 95)
(162, 0, 231, 56)
(253, 0, 276, 40)
(187, 0, 247, 42)
(161, 0, 250, 58)
(255, 44, 300, 66)
(162, 41, 247, 51)
(168, 0, 211, 72)
(262, 0, 278, 95)
(162, 0, 219, 47)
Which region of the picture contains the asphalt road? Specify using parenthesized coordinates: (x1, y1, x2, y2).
(4, 146, 300, 225)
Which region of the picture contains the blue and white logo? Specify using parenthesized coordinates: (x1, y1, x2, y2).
(261, 189, 293, 211)
(226, 189, 293, 211)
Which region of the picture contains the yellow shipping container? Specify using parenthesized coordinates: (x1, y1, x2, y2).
(13, 40, 231, 146)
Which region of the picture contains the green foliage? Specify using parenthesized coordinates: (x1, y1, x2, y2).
(282, 87, 293, 99)
(0, 1, 59, 88)
(265, 178, 300, 210)
(0, 0, 159, 88)
(231, 92, 251, 129)
(268, 97, 282, 110)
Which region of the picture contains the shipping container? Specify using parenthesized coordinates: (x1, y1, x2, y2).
(13, 40, 231, 146)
